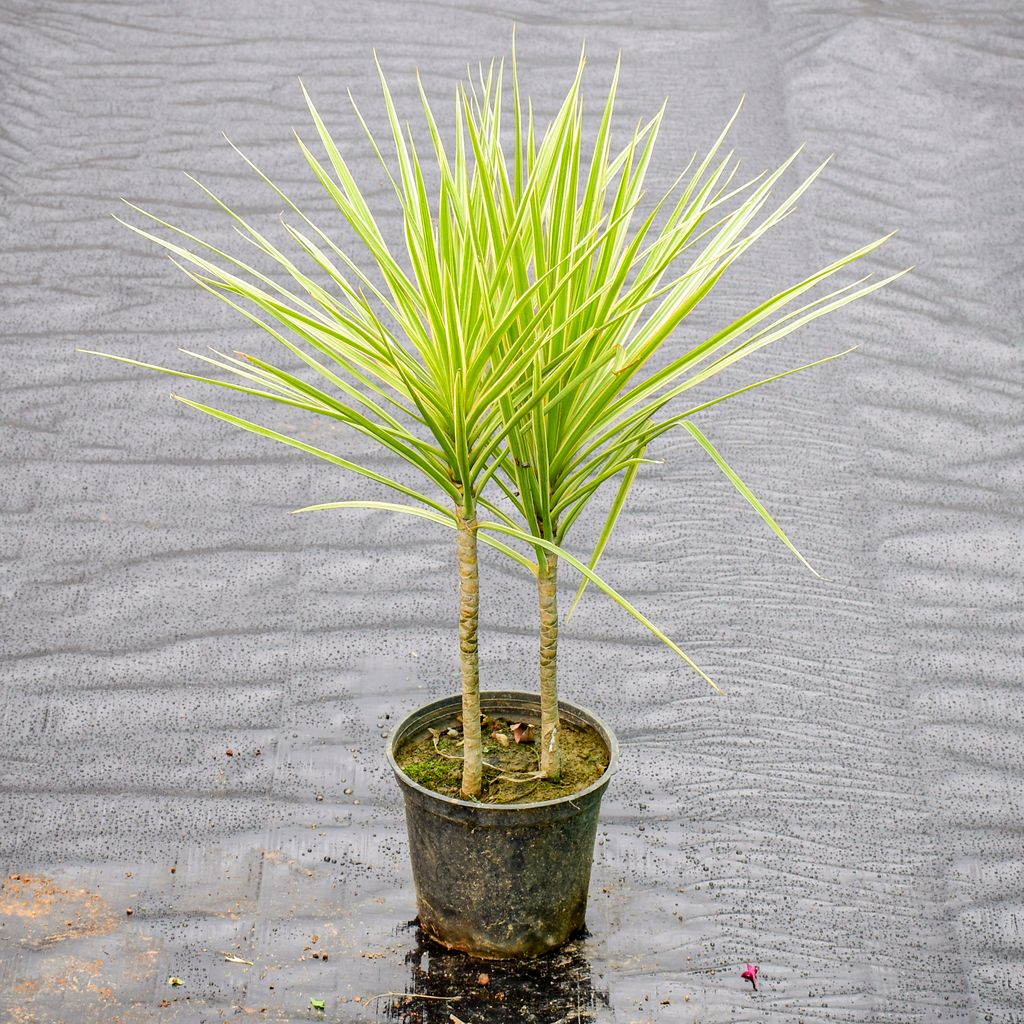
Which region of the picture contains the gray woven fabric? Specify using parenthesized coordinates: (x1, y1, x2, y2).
(2, 2, 1021, 1020)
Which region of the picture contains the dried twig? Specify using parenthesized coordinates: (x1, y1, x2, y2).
(219, 952, 254, 966)
(430, 740, 466, 763)
(364, 991, 462, 1004)
(490, 769, 545, 784)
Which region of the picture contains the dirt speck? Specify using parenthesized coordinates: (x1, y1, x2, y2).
(0, 875, 119, 946)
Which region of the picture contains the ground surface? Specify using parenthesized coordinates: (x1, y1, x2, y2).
(1, 1, 1022, 1021)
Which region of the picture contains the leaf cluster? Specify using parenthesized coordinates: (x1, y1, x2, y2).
(82, 48, 903, 683)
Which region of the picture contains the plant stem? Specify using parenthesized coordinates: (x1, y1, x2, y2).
(538, 555, 561, 780)
(457, 507, 483, 798)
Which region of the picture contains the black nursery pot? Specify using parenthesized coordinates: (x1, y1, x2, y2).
(387, 691, 619, 959)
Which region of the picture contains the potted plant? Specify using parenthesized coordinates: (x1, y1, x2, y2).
(83, 46, 900, 959)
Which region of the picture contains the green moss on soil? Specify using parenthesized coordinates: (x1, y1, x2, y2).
(400, 757, 462, 791)
(395, 714, 609, 805)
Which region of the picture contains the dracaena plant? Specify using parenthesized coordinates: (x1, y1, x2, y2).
(83, 47, 901, 799)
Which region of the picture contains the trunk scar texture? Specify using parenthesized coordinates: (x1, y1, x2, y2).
(457, 509, 482, 798)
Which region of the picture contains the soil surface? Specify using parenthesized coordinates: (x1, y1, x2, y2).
(395, 714, 609, 803)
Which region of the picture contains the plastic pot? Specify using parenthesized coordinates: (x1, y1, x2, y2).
(387, 691, 619, 959)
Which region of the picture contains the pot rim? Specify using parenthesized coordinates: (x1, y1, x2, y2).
(387, 689, 619, 813)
